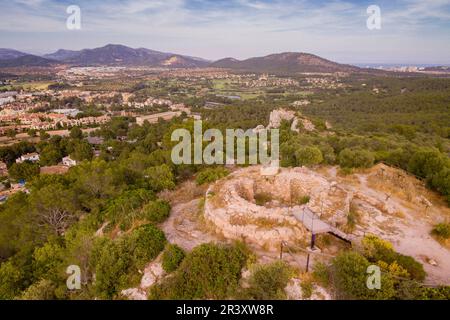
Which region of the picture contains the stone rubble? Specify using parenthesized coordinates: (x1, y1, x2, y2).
(204, 166, 409, 250)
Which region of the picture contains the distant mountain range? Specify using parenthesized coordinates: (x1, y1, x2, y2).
(0, 44, 404, 74)
(422, 66, 450, 72)
(0, 45, 210, 68)
(0, 52, 55, 68)
(42, 44, 210, 68)
(210, 52, 360, 73)
(0, 48, 29, 60)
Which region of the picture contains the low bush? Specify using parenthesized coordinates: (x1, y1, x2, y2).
(162, 244, 185, 273)
(254, 192, 272, 206)
(432, 223, 450, 239)
(361, 235, 425, 281)
(300, 281, 313, 299)
(312, 262, 330, 287)
(245, 261, 292, 300)
(125, 224, 166, 270)
(149, 242, 249, 300)
(19, 279, 57, 300)
(92, 224, 166, 299)
(332, 251, 396, 300)
(295, 195, 310, 205)
(196, 167, 229, 185)
(338, 148, 375, 169)
(141, 200, 171, 224)
(105, 188, 156, 230)
(295, 146, 323, 167)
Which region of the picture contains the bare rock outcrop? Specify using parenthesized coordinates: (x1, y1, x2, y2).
(267, 108, 296, 129)
(121, 256, 166, 300)
(265, 108, 315, 132)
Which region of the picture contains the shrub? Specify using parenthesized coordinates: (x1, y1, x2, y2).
(141, 200, 171, 224)
(69, 126, 83, 139)
(420, 286, 450, 300)
(430, 168, 450, 202)
(93, 224, 166, 298)
(245, 261, 292, 300)
(362, 234, 395, 261)
(332, 251, 396, 300)
(0, 260, 25, 299)
(295, 195, 310, 205)
(105, 188, 155, 230)
(196, 167, 229, 185)
(32, 241, 64, 281)
(394, 254, 426, 281)
(432, 223, 450, 239)
(149, 242, 249, 300)
(407, 149, 447, 179)
(318, 143, 336, 164)
(312, 262, 330, 287)
(338, 148, 375, 169)
(295, 146, 323, 167)
(8, 162, 40, 181)
(125, 224, 166, 270)
(92, 239, 133, 299)
(254, 192, 272, 206)
(397, 282, 450, 300)
(19, 279, 57, 300)
(300, 281, 313, 299)
(162, 244, 185, 273)
(361, 235, 425, 281)
(144, 164, 176, 192)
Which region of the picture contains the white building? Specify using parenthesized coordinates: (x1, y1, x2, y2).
(51, 108, 81, 117)
(0, 96, 15, 106)
(136, 111, 181, 125)
(16, 152, 40, 163)
(62, 156, 77, 167)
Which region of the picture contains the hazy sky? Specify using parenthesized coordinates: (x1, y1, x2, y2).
(1, 0, 450, 64)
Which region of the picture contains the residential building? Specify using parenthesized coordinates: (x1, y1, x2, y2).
(16, 152, 40, 163)
(62, 156, 77, 167)
(136, 111, 181, 125)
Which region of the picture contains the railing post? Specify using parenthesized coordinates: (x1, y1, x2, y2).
(306, 253, 310, 273)
(280, 241, 283, 260)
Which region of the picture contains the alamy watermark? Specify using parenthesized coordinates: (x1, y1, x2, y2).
(367, 5, 381, 30)
(66, 264, 81, 290)
(171, 120, 279, 167)
(366, 265, 381, 290)
(66, 5, 81, 30)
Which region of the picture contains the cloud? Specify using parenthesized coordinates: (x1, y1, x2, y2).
(0, 0, 449, 63)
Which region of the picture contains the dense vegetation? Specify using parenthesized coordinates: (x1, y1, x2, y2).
(149, 242, 249, 299)
(0, 75, 448, 300)
(313, 235, 449, 300)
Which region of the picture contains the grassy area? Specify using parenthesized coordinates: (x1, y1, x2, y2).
(13, 82, 55, 90)
(211, 79, 229, 90)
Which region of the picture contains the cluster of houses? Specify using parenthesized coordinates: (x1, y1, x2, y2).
(0, 110, 110, 134)
(0, 87, 117, 136)
(235, 74, 300, 88)
(304, 77, 345, 89)
(29, 114, 110, 131)
(15, 152, 77, 167)
(0, 153, 79, 203)
(0, 92, 16, 106)
(135, 103, 199, 125)
(127, 97, 173, 109)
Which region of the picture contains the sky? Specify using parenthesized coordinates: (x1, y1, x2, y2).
(0, 0, 450, 64)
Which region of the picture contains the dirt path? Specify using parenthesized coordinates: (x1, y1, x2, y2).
(331, 167, 450, 285)
(161, 198, 225, 251)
